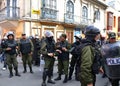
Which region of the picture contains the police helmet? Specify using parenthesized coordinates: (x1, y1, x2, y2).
(44, 31, 54, 37)
(29, 36, 34, 39)
(74, 34, 82, 40)
(85, 25, 100, 36)
(108, 32, 116, 39)
(6, 31, 14, 37)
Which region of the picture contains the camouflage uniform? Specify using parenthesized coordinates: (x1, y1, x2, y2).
(41, 31, 56, 86)
(19, 34, 34, 73)
(55, 34, 71, 83)
(2, 32, 20, 78)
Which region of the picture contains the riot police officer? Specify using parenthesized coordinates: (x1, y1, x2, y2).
(54, 34, 71, 83)
(19, 33, 34, 73)
(32, 35, 41, 66)
(68, 34, 82, 81)
(78, 26, 101, 86)
(105, 32, 120, 86)
(2, 31, 20, 78)
(41, 31, 56, 86)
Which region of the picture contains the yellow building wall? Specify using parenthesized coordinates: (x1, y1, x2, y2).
(56, 25, 64, 31)
(16, 21, 24, 38)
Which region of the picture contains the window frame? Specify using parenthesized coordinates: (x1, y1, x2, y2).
(66, 0, 74, 14)
(82, 6, 88, 19)
(66, 0, 74, 20)
(42, 0, 57, 19)
(94, 9, 100, 20)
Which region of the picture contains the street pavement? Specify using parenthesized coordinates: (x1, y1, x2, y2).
(0, 57, 110, 86)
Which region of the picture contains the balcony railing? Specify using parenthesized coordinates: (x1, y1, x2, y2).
(41, 7, 58, 20)
(64, 13, 93, 25)
(64, 13, 74, 23)
(0, 6, 20, 21)
(80, 17, 93, 25)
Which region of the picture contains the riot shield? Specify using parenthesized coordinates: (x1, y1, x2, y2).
(101, 41, 120, 79)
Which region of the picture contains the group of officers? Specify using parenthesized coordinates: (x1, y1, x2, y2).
(0, 25, 120, 86)
(0, 32, 35, 78)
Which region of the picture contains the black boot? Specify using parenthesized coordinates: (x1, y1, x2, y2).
(54, 74, 61, 81)
(9, 69, 13, 78)
(41, 82, 46, 86)
(68, 76, 72, 80)
(41, 70, 47, 86)
(48, 76, 55, 84)
(68, 71, 72, 80)
(29, 66, 33, 73)
(63, 75, 68, 83)
(75, 76, 79, 81)
(15, 68, 21, 77)
(68, 67, 74, 80)
(23, 64, 27, 73)
(75, 73, 79, 81)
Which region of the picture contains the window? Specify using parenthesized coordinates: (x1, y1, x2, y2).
(65, 0, 74, 21)
(43, 0, 56, 9)
(51, 0, 56, 9)
(114, 16, 116, 27)
(0, 2, 2, 9)
(82, 6, 88, 19)
(7, 0, 10, 17)
(12, 0, 17, 17)
(42, 0, 57, 19)
(66, 0, 74, 14)
(94, 9, 100, 20)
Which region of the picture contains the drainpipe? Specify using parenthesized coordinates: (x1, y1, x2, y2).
(30, 0, 32, 36)
(64, 0, 66, 33)
(37, 0, 39, 35)
(23, 0, 25, 33)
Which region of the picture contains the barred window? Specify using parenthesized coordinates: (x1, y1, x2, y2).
(44, 0, 56, 9)
(42, 0, 57, 19)
(66, 0, 74, 14)
(82, 6, 88, 19)
(66, 0, 74, 19)
(94, 10, 100, 20)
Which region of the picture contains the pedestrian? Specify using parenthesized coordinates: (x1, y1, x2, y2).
(41, 31, 56, 86)
(68, 34, 82, 81)
(1, 31, 21, 78)
(78, 26, 101, 86)
(54, 34, 71, 83)
(1, 36, 8, 70)
(18, 33, 34, 73)
(55, 38, 64, 74)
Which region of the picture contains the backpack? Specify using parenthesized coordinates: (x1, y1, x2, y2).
(75, 42, 101, 80)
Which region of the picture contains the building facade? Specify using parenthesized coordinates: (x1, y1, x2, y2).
(105, 0, 120, 39)
(0, 0, 107, 43)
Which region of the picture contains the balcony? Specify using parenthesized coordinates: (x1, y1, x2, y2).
(0, 6, 20, 28)
(80, 17, 93, 25)
(64, 13, 93, 26)
(64, 13, 74, 23)
(41, 7, 58, 21)
(0, 6, 20, 21)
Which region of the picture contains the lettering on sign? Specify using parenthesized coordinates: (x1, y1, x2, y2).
(106, 57, 120, 65)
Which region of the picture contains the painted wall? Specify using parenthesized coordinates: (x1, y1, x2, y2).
(16, 22, 24, 38)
